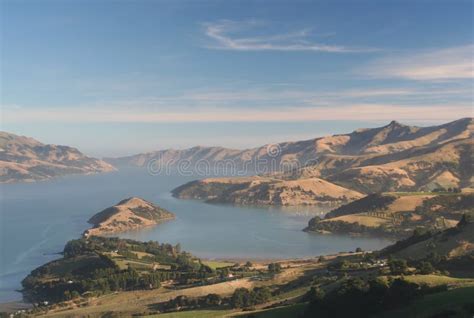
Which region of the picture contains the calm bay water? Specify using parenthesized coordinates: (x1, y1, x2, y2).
(0, 169, 391, 303)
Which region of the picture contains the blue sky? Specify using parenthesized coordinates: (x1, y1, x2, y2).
(1, 0, 473, 156)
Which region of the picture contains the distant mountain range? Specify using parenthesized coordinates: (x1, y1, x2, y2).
(107, 118, 472, 177)
(2, 118, 472, 191)
(169, 118, 473, 205)
(0, 132, 115, 183)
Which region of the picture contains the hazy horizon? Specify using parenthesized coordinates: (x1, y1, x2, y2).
(3, 118, 468, 158)
(2, 1, 473, 157)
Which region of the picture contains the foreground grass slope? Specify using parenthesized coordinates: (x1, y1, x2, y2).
(305, 193, 474, 238)
(15, 228, 474, 318)
(381, 287, 474, 318)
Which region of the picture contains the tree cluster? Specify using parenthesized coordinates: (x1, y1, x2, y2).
(267, 263, 282, 273)
(162, 293, 223, 311)
(304, 277, 423, 318)
(230, 287, 272, 308)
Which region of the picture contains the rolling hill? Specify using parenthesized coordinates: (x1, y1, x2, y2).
(172, 176, 363, 206)
(380, 213, 474, 260)
(106, 118, 473, 177)
(305, 193, 474, 238)
(84, 197, 175, 236)
(0, 132, 115, 183)
(170, 118, 473, 205)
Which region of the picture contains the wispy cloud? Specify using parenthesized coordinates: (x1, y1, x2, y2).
(65, 85, 471, 110)
(4, 104, 471, 124)
(363, 45, 474, 80)
(166, 85, 472, 108)
(4, 83, 472, 125)
(202, 20, 376, 53)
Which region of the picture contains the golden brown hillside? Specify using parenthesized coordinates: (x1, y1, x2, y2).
(380, 215, 474, 260)
(326, 138, 472, 191)
(172, 176, 363, 206)
(0, 132, 115, 183)
(107, 118, 473, 172)
(170, 118, 473, 206)
(305, 193, 474, 238)
(84, 197, 174, 236)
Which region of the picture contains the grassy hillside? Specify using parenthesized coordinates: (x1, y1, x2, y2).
(145, 309, 233, 317)
(236, 303, 307, 318)
(305, 193, 474, 238)
(323, 138, 473, 193)
(324, 193, 397, 218)
(21, 237, 191, 303)
(85, 197, 175, 236)
(172, 177, 362, 206)
(16, 233, 474, 317)
(380, 214, 474, 260)
(0, 131, 115, 183)
(380, 286, 474, 318)
(123, 119, 473, 203)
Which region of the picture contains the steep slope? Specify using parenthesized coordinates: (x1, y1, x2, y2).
(84, 197, 174, 236)
(335, 117, 473, 155)
(325, 138, 473, 193)
(172, 176, 363, 206)
(0, 132, 115, 183)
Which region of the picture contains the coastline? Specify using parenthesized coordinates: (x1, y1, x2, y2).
(83, 215, 176, 237)
(204, 251, 365, 264)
